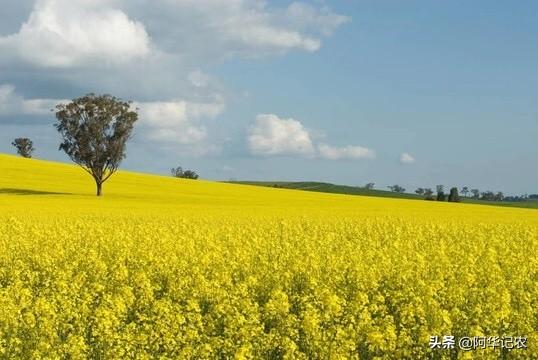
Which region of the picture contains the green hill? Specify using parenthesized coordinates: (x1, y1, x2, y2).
(229, 181, 538, 210)
(230, 181, 422, 199)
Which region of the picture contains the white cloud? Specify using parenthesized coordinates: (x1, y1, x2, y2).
(188, 70, 211, 88)
(285, 2, 350, 36)
(400, 152, 415, 164)
(0, 1, 348, 69)
(0, 0, 150, 67)
(318, 144, 375, 160)
(248, 114, 315, 156)
(134, 97, 225, 145)
(0, 82, 224, 147)
(126, 0, 349, 59)
(0, 84, 64, 116)
(248, 114, 374, 160)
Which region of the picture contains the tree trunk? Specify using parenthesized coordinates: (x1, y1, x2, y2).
(96, 181, 103, 196)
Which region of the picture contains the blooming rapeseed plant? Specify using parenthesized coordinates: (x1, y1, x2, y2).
(0, 154, 536, 359)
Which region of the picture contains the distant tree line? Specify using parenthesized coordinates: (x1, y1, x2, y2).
(382, 182, 534, 204)
(501, 194, 538, 202)
(361, 182, 534, 204)
(415, 185, 536, 203)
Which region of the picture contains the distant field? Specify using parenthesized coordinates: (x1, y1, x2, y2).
(231, 181, 538, 210)
(228, 181, 423, 200)
(1, 154, 537, 358)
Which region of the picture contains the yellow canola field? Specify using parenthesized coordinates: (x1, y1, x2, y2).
(0, 154, 537, 359)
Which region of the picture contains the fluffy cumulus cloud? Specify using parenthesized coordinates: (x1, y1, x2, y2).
(318, 144, 375, 160)
(400, 152, 416, 164)
(0, 0, 348, 68)
(0, 0, 151, 67)
(248, 114, 315, 156)
(134, 97, 225, 145)
(128, 0, 349, 59)
(248, 114, 374, 160)
(0, 84, 65, 116)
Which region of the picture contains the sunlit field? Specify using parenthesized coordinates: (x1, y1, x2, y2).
(0, 153, 536, 359)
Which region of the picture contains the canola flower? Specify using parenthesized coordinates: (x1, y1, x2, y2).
(0, 154, 537, 359)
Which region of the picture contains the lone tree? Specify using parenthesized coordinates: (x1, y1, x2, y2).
(54, 94, 138, 196)
(12, 138, 34, 158)
(436, 185, 446, 201)
(171, 167, 199, 180)
(448, 187, 460, 202)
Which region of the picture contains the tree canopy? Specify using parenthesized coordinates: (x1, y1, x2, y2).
(55, 94, 137, 196)
(12, 138, 34, 158)
(171, 167, 199, 180)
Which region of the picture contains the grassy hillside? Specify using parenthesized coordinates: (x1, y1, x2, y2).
(230, 181, 422, 199)
(231, 181, 538, 210)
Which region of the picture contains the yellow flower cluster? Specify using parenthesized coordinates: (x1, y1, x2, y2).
(0, 154, 537, 359)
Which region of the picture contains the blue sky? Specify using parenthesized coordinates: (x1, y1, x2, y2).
(1, 0, 537, 194)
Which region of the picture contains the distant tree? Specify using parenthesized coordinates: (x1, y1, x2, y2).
(171, 167, 199, 180)
(435, 185, 446, 201)
(55, 94, 138, 196)
(448, 187, 460, 202)
(362, 182, 375, 190)
(11, 138, 34, 158)
(504, 194, 528, 202)
(471, 189, 480, 199)
(423, 188, 435, 200)
(183, 170, 199, 179)
(461, 187, 469, 198)
(415, 188, 425, 196)
(388, 185, 405, 193)
(481, 191, 496, 201)
(171, 167, 182, 178)
(494, 192, 504, 202)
